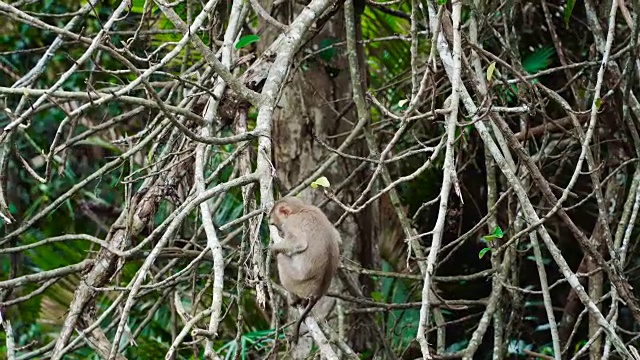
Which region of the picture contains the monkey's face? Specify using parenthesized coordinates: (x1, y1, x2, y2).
(270, 224, 286, 239)
(268, 205, 283, 228)
(268, 206, 287, 239)
(271, 202, 294, 222)
(269, 208, 284, 227)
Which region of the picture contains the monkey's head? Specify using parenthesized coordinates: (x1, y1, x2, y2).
(269, 196, 306, 227)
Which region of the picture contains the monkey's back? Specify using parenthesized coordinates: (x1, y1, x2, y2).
(277, 207, 340, 300)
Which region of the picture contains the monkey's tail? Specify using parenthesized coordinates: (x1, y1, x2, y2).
(291, 297, 319, 344)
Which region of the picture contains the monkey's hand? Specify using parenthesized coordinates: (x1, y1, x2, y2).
(270, 244, 282, 256)
(269, 225, 285, 242)
(270, 241, 307, 257)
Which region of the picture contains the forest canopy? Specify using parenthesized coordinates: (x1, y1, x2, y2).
(1, 0, 640, 359)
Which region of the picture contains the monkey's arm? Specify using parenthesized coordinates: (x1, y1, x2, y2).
(270, 227, 308, 257)
(270, 239, 307, 256)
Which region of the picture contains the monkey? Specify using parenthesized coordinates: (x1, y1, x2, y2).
(268, 196, 341, 344)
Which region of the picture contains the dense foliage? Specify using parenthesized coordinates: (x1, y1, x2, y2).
(1, 0, 640, 359)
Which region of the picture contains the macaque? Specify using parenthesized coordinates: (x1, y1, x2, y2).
(269, 196, 341, 344)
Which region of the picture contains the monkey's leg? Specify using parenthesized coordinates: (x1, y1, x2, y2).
(288, 293, 303, 307)
(291, 296, 319, 344)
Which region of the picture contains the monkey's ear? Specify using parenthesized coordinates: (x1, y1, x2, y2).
(278, 205, 291, 218)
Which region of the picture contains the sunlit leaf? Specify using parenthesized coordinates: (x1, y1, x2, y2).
(492, 226, 504, 238)
(310, 176, 331, 189)
(130, 0, 146, 13)
(486, 62, 496, 81)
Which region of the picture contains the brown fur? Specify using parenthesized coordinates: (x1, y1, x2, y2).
(269, 196, 341, 343)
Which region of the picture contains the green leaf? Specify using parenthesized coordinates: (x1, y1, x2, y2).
(130, 0, 146, 13)
(319, 38, 339, 62)
(371, 291, 384, 302)
(482, 226, 503, 243)
(379, 260, 418, 348)
(492, 226, 504, 238)
(310, 176, 331, 189)
(235, 35, 260, 49)
(479, 247, 491, 259)
(595, 97, 602, 110)
(522, 46, 555, 74)
(437, 0, 447, 4)
(564, 0, 576, 29)
(574, 340, 587, 354)
(76, 136, 121, 153)
(446, 339, 469, 353)
(486, 62, 496, 82)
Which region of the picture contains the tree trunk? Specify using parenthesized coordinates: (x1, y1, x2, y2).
(256, 1, 379, 356)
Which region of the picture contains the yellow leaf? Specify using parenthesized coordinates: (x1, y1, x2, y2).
(311, 176, 331, 189)
(486, 62, 496, 82)
(595, 97, 602, 110)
